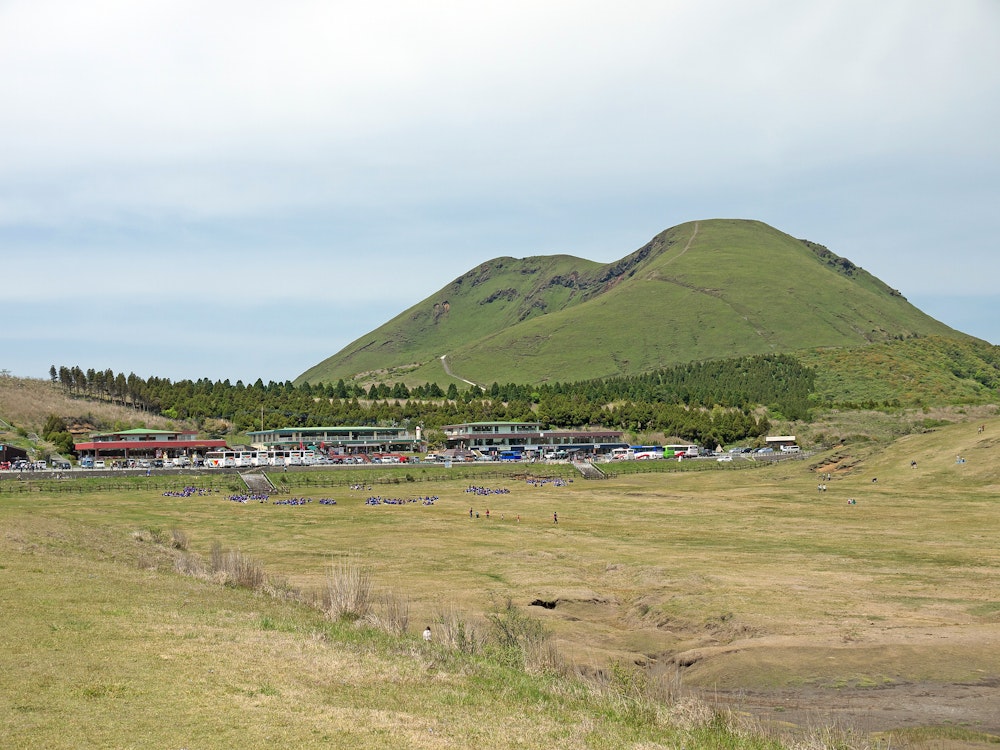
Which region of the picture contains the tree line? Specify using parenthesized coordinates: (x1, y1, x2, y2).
(50, 353, 814, 446)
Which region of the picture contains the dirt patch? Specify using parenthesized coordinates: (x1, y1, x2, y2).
(702, 679, 1000, 740)
(811, 449, 864, 475)
(662, 626, 1000, 741)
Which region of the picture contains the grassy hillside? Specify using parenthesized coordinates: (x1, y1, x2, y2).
(298, 252, 604, 387)
(802, 336, 1000, 407)
(3, 414, 999, 747)
(0, 376, 187, 459)
(298, 219, 969, 388)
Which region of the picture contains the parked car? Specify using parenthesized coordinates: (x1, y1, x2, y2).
(716, 455, 733, 462)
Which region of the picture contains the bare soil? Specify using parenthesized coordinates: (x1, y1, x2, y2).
(671, 625, 1000, 742)
(705, 679, 1000, 739)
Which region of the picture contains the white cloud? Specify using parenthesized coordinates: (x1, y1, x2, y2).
(2, 0, 999, 379)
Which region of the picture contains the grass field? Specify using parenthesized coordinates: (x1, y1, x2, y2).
(2, 417, 999, 748)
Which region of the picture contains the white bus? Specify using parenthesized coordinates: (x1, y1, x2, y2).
(665, 444, 700, 458)
(259, 449, 281, 466)
(233, 451, 257, 467)
(285, 449, 316, 466)
(633, 449, 663, 460)
(204, 450, 237, 468)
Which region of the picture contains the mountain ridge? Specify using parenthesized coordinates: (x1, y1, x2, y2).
(298, 219, 971, 387)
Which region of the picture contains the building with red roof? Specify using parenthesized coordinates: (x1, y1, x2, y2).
(74, 428, 227, 462)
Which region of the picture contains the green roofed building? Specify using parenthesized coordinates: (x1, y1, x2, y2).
(440, 421, 625, 456)
(246, 426, 420, 454)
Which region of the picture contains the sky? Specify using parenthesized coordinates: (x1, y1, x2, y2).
(2, 0, 998, 384)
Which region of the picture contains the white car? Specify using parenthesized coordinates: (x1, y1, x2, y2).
(716, 455, 733, 462)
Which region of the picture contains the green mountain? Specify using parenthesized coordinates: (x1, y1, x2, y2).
(297, 219, 971, 388)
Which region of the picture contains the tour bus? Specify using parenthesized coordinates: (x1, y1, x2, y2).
(262, 449, 287, 466)
(499, 450, 523, 462)
(284, 449, 316, 466)
(665, 444, 700, 458)
(632, 445, 664, 460)
(231, 450, 257, 468)
(241, 450, 276, 467)
(610, 447, 635, 460)
(250, 450, 273, 466)
(203, 450, 237, 468)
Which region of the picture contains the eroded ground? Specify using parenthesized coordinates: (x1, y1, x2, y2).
(542, 594, 1000, 743)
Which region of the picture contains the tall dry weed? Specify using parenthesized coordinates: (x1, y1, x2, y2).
(323, 556, 373, 622)
(174, 552, 206, 577)
(484, 595, 564, 674)
(208, 540, 266, 590)
(434, 605, 485, 654)
(366, 591, 410, 636)
(170, 528, 189, 550)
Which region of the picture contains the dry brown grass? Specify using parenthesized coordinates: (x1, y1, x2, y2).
(366, 590, 411, 636)
(209, 540, 268, 589)
(323, 555, 375, 621)
(0, 375, 181, 434)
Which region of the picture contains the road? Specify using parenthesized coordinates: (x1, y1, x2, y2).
(439, 354, 483, 390)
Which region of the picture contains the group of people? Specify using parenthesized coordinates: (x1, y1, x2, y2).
(162, 486, 216, 498)
(525, 477, 572, 487)
(464, 485, 510, 496)
(157, 478, 574, 519)
(225, 493, 337, 505)
(471, 507, 505, 520)
(273, 496, 338, 506)
(468, 507, 559, 524)
(226, 492, 271, 503)
(365, 495, 438, 506)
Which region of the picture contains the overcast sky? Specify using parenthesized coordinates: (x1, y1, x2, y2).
(3, 1, 998, 384)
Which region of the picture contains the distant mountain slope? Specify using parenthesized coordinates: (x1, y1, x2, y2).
(297, 219, 971, 387)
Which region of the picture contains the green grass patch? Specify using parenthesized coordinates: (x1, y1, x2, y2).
(2, 414, 1000, 747)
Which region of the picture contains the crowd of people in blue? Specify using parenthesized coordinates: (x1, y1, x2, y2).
(157, 473, 571, 521)
(525, 477, 572, 487)
(225, 492, 338, 505)
(162, 486, 217, 498)
(465, 485, 510, 496)
(364, 494, 438, 506)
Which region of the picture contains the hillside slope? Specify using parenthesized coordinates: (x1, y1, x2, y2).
(0, 377, 182, 438)
(298, 219, 970, 387)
